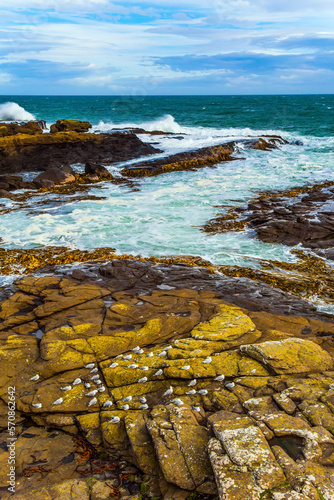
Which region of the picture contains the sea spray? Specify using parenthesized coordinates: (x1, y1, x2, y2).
(0, 102, 35, 121)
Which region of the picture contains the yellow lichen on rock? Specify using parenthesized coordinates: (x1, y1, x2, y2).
(241, 338, 334, 374)
(191, 304, 256, 341)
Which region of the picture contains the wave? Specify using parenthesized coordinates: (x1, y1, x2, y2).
(0, 102, 35, 121)
(94, 114, 183, 134)
(93, 113, 293, 139)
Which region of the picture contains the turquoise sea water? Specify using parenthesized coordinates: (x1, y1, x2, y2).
(0, 95, 334, 291)
(1, 95, 334, 135)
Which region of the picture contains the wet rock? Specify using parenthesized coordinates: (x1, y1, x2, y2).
(0, 427, 77, 488)
(34, 167, 76, 187)
(84, 162, 113, 180)
(204, 180, 334, 252)
(0, 188, 12, 198)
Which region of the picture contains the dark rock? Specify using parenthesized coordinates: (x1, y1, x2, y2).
(0, 131, 161, 174)
(35, 179, 55, 189)
(37, 120, 47, 130)
(34, 167, 75, 187)
(60, 165, 76, 176)
(0, 174, 33, 191)
(84, 162, 113, 180)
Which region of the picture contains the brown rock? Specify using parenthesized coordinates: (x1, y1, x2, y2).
(34, 167, 75, 187)
(84, 162, 113, 180)
(50, 119, 92, 134)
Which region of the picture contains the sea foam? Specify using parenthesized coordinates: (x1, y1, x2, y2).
(0, 102, 35, 121)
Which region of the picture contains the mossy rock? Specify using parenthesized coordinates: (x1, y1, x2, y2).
(50, 119, 92, 133)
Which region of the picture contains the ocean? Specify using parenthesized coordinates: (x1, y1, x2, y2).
(0, 94, 334, 271)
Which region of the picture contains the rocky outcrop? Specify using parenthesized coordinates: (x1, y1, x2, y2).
(121, 143, 236, 178)
(0, 121, 43, 137)
(0, 131, 160, 174)
(50, 119, 92, 134)
(0, 260, 334, 499)
(203, 180, 334, 254)
(121, 136, 288, 178)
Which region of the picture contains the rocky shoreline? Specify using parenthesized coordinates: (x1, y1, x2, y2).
(0, 257, 334, 500)
(203, 181, 334, 258)
(1, 120, 334, 500)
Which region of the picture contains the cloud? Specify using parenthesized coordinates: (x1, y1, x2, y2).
(0, 0, 333, 94)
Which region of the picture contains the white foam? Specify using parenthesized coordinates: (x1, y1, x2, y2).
(93, 114, 289, 139)
(0, 102, 35, 121)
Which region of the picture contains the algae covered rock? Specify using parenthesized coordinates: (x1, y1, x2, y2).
(0, 121, 43, 137)
(50, 119, 92, 133)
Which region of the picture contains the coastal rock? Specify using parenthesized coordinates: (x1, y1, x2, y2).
(84, 162, 113, 180)
(0, 131, 160, 174)
(0, 260, 333, 498)
(34, 167, 76, 187)
(0, 174, 35, 194)
(146, 404, 212, 490)
(203, 180, 334, 252)
(50, 119, 92, 134)
(0, 121, 43, 137)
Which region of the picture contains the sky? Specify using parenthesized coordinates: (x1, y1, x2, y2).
(0, 0, 333, 94)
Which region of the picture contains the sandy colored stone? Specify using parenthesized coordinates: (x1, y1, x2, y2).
(100, 411, 128, 454)
(0, 291, 37, 329)
(273, 393, 297, 414)
(299, 400, 334, 428)
(76, 412, 102, 448)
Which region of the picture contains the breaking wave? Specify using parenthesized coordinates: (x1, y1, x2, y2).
(0, 102, 35, 121)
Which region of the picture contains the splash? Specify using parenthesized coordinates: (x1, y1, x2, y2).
(94, 114, 183, 134)
(0, 102, 35, 121)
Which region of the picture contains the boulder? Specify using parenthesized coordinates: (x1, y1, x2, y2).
(50, 119, 92, 134)
(85, 162, 113, 180)
(34, 167, 75, 187)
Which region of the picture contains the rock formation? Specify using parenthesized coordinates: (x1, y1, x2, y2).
(0, 258, 333, 499)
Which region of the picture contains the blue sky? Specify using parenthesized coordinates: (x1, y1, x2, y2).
(0, 0, 333, 94)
